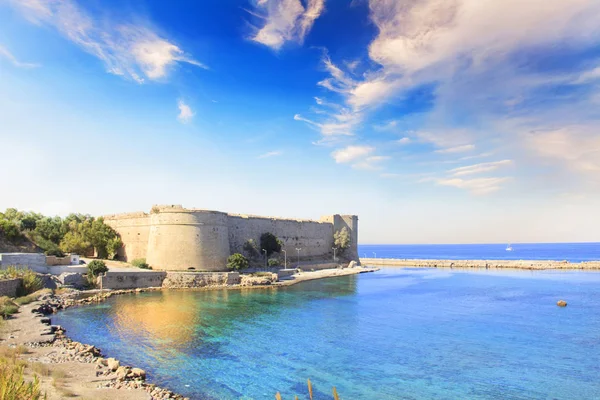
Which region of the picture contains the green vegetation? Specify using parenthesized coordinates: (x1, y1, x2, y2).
(227, 253, 249, 271)
(131, 258, 151, 269)
(260, 232, 282, 256)
(0, 350, 45, 400)
(0, 296, 18, 318)
(268, 258, 280, 267)
(43, 248, 65, 257)
(334, 227, 350, 254)
(0, 208, 122, 260)
(86, 260, 108, 288)
(0, 267, 43, 297)
(243, 239, 260, 259)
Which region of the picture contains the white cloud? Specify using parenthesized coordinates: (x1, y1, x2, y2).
(437, 177, 511, 195)
(258, 150, 283, 159)
(396, 137, 411, 145)
(448, 160, 512, 176)
(331, 145, 374, 163)
(574, 65, 600, 84)
(352, 155, 390, 170)
(434, 144, 475, 154)
(9, 0, 205, 83)
(177, 100, 194, 123)
(0, 45, 40, 68)
(250, 0, 325, 50)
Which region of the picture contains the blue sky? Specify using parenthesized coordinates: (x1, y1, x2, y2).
(1, 0, 600, 244)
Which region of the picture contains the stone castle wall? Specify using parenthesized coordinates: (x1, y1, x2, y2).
(105, 205, 358, 272)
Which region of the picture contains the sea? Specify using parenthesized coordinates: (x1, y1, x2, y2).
(358, 242, 600, 262)
(54, 263, 600, 399)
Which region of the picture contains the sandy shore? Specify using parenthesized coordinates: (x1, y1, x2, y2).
(0, 266, 375, 399)
(360, 258, 600, 270)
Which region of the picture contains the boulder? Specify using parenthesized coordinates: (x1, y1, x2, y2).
(347, 260, 357, 269)
(116, 366, 130, 379)
(107, 357, 120, 371)
(130, 367, 146, 380)
(57, 273, 86, 289)
(557, 300, 567, 307)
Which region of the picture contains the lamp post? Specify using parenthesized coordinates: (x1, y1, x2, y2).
(295, 248, 301, 267)
(262, 249, 267, 269)
(373, 252, 376, 258)
(282, 249, 287, 269)
(332, 247, 337, 262)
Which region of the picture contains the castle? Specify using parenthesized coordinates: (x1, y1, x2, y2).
(104, 205, 358, 271)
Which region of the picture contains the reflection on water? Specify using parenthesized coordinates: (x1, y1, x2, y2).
(53, 270, 600, 400)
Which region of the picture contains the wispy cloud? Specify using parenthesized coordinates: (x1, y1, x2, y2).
(434, 144, 475, 154)
(396, 137, 411, 145)
(0, 45, 40, 68)
(448, 160, 513, 176)
(9, 0, 205, 83)
(177, 100, 194, 123)
(258, 150, 283, 159)
(249, 0, 325, 50)
(437, 177, 511, 195)
(331, 145, 374, 163)
(353, 155, 390, 170)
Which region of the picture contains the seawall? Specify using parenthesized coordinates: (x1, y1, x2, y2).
(360, 258, 600, 270)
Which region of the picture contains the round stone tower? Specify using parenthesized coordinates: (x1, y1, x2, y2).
(145, 206, 230, 271)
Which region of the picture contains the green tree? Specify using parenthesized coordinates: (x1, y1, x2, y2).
(106, 237, 123, 260)
(227, 253, 249, 271)
(0, 219, 21, 241)
(35, 216, 67, 244)
(243, 239, 259, 259)
(260, 232, 282, 256)
(87, 260, 108, 276)
(60, 231, 91, 255)
(334, 227, 351, 254)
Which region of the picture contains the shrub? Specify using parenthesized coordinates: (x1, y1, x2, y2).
(131, 258, 151, 269)
(260, 232, 282, 256)
(227, 253, 249, 271)
(0, 297, 18, 318)
(44, 248, 65, 257)
(0, 358, 44, 399)
(334, 227, 350, 253)
(106, 237, 122, 260)
(59, 231, 91, 256)
(242, 239, 259, 259)
(0, 219, 21, 242)
(87, 260, 108, 277)
(268, 258, 280, 267)
(18, 269, 43, 297)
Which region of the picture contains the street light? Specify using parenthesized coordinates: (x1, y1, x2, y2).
(282, 249, 287, 269)
(332, 247, 337, 262)
(262, 249, 267, 269)
(373, 252, 376, 258)
(295, 248, 301, 266)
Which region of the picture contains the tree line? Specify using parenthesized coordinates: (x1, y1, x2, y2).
(0, 208, 122, 259)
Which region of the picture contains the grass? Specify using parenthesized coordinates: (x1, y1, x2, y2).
(0, 352, 45, 400)
(0, 296, 18, 318)
(14, 289, 53, 306)
(0, 266, 43, 296)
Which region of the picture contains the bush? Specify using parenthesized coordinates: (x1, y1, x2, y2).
(44, 248, 65, 257)
(260, 232, 282, 256)
(242, 239, 259, 259)
(0, 357, 44, 399)
(334, 227, 350, 253)
(87, 260, 108, 277)
(268, 258, 280, 267)
(0, 297, 18, 318)
(227, 253, 249, 271)
(0, 219, 21, 242)
(18, 269, 43, 297)
(131, 258, 151, 269)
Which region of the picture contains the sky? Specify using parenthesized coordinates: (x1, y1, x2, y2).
(1, 0, 600, 244)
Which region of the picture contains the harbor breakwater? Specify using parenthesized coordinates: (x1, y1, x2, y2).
(360, 258, 600, 270)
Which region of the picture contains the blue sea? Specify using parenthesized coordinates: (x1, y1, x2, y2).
(54, 268, 600, 400)
(358, 243, 600, 262)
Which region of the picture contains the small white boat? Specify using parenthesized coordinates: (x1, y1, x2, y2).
(506, 243, 513, 251)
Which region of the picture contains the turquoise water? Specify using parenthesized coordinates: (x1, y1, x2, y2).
(54, 268, 600, 399)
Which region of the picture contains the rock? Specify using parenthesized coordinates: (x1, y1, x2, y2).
(557, 300, 567, 307)
(347, 260, 357, 269)
(131, 368, 146, 380)
(107, 357, 120, 371)
(116, 366, 130, 379)
(57, 272, 87, 289)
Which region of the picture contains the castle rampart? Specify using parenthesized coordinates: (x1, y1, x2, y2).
(104, 205, 358, 272)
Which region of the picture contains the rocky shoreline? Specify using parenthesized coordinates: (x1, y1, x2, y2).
(0, 266, 376, 399)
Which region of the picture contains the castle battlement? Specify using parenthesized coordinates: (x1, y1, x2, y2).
(104, 206, 358, 272)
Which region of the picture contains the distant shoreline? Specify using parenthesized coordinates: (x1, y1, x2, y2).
(360, 258, 600, 270)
